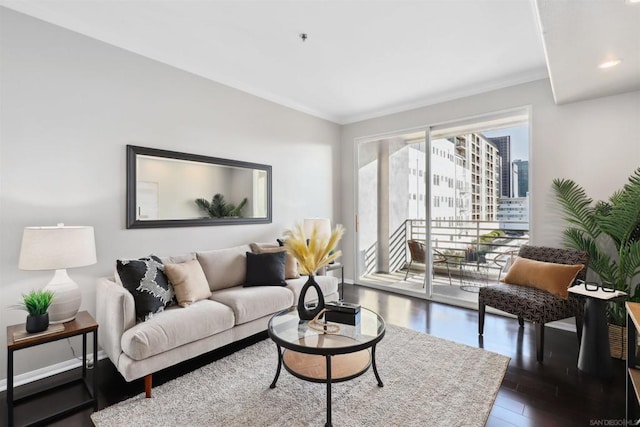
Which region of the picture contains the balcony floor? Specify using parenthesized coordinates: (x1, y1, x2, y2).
(359, 267, 496, 304)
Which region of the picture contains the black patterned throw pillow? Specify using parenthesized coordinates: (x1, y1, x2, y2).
(116, 255, 175, 322)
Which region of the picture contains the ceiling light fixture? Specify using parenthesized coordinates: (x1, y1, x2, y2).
(625, 0, 640, 4)
(598, 58, 622, 69)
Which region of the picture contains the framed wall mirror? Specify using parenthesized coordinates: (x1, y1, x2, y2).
(126, 145, 272, 228)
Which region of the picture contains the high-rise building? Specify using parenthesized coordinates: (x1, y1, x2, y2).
(497, 197, 529, 231)
(432, 133, 501, 222)
(513, 160, 529, 197)
(487, 136, 511, 197)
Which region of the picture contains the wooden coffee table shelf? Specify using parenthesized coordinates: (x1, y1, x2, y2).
(6, 311, 98, 427)
(283, 347, 371, 381)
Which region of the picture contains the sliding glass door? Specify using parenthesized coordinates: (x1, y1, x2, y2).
(428, 109, 531, 304)
(354, 108, 531, 306)
(355, 130, 431, 297)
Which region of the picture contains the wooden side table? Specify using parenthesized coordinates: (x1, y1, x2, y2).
(6, 310, 98, 426)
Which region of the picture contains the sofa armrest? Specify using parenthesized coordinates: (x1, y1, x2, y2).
(96, 277, 136, 367)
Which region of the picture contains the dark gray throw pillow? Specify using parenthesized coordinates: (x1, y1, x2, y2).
(116, 255, 175, 322)
(244, 251, 287, 287)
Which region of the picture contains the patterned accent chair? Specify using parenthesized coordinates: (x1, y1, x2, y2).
(478, 245, 588, 362)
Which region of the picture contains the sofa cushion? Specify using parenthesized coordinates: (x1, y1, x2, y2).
(121, 299, 234, 361)
(197, 245, 251, 291)
(250, 243, 300, 279)
(210, 286, 294, 325)
(116, 255, 175, 322)
(159, 252, 196, 264)
(286, 275, 339, 304)
(244, 251, 287, 287)
(164, 259, 212, 307)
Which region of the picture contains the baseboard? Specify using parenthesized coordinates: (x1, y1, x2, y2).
(0, 350, 108, 392)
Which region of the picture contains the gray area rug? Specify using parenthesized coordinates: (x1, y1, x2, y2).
(91, 325, 509, 426)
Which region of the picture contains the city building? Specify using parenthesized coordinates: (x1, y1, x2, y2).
(513, 160, 529, 197)
(487, 136, 512, 197)
(497, 197, 530, 231)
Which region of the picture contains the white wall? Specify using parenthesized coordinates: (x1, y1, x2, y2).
(342, 79, 640, 281)
(0, 8, 341, 380)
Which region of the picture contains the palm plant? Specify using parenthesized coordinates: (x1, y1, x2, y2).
(195, 194, 248, 218)
(552, 167, 640, 325)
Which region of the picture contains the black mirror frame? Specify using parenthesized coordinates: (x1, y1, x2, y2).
(126, 145, 272, 229)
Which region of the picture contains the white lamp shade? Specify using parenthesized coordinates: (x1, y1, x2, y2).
(303, 218, 331, 240)
(18, 225, 97, 323)
(19, 225, 97, 270)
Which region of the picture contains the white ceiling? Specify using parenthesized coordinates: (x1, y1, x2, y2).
(537, 0, 640, 104)
(2, 0, 638, 124)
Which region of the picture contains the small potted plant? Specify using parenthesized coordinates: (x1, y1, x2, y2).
(14, 289, 55, 333)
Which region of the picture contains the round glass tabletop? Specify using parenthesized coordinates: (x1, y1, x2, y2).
(268, 306, 385, 356)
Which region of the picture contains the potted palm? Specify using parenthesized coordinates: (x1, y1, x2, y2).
(13, 289, 55, 333)
(552, 167, 640, 358)
(195, 194, 248, 218)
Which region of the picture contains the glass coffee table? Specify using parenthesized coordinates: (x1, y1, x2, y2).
(268, 306, 385, 427)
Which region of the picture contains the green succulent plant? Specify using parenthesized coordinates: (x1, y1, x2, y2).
(15, 289, 55, 316)
(552, 167, 640, 325)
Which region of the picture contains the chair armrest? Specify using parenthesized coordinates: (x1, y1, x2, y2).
(96, 277, 136, 366)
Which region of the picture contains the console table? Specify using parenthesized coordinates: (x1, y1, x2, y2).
(626, 302, 640, 423)
(6, 311, 98, 426)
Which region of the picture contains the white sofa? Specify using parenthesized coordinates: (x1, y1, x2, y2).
(96, 244, 339, 397)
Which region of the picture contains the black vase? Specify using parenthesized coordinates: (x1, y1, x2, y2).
(26, 313, 49, 333)
(297, 275, 325, 320)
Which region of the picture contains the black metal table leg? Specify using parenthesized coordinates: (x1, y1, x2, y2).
(7, 348, 14, 427)
(325, 355, 332, 427)
(269, 344, 283, 389)
(93, 329, 98, 408)
(82, 333, 87, 379)
(372, 345, 384, 387)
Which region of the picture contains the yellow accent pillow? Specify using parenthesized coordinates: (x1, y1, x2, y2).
(502, 257, 584, 299)
(164, 259, 212, 307)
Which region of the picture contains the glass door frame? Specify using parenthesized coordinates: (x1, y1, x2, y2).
(353, 127, 433, 300)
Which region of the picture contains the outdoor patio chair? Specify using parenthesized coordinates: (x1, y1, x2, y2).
(404, 239, 452, 286)
(478, 245, 588, 362)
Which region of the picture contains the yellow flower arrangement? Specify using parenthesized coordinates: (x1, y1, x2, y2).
(283, 223, 344, 276)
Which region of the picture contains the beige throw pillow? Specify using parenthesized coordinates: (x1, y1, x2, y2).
(250, 243, 300, 279)
(164, 259, 212, 307)
(502, 257, 584, 299)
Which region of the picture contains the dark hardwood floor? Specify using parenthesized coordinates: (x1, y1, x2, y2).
(1, 284, 625, 426)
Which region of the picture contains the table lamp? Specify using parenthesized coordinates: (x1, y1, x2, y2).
(303, 218, 331, 241)
(18, 224, 97, 323)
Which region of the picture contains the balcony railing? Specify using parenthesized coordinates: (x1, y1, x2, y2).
(362, 219, 529, 279)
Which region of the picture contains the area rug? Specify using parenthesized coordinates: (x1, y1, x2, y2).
(91, 325, 509, 427)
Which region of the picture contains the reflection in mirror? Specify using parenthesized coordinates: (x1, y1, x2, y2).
(126, 145, 271, 228)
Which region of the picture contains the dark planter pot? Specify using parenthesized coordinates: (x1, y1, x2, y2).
(26, 313, 49, 333)
(297, 275, 325, 320)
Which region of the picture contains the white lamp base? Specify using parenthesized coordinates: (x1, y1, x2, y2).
(44, 269, 81, 324)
